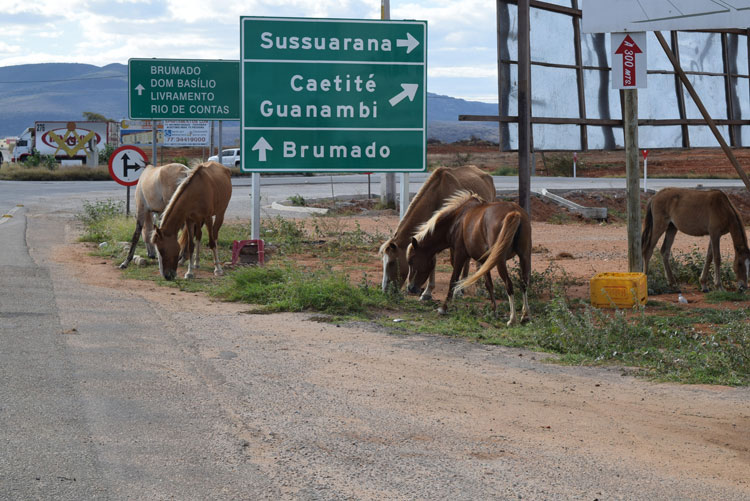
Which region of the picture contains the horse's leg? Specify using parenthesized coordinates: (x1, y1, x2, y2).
(483, 272, 496, 313)
(710, 234, 723, 291)
(518, 250, 531, 322)
(193, 223, 202, 269)
(205, 217, 224, 276)
(700, 242, 713, 292)
(660, 224, 679, 288)
(496, 259, 517, 326)
(420, 268, 435, 301)
(119, 219, 143, 269)
(184, 224, 196, 279)
(643, 218, 669, 276)
(454, 259, 472, 298)
(144, 212, 157, 259)
(438, 254, 467, 315)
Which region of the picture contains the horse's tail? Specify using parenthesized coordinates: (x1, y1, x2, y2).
(178, 222, 191, 257)
(641, 198, 654, 253)
(455, 211, 522, 292)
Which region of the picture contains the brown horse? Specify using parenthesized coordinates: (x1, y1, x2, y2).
(642, 187, 750, 291)
(119, 163, 190, 269)
(152, 161, 232, 280)
(379, 165, 496, 299)
(407, 191, 532, 325)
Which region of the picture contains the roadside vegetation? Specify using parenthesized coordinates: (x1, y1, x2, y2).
(78, 199, 750, 386)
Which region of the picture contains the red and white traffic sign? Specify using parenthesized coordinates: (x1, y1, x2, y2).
(108, 145, 149, 186)
(611, 32, 646, 90)
(642, 149, 649, 159)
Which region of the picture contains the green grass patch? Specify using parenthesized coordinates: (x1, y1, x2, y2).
(646, 247, 739, 294)
(76, 201, 750, 386)
(0, 163, 112, 181)
(213, 262, 392, 316)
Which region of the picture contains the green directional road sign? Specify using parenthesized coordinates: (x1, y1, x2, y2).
(240, 17, 427, 172)
(129, 59, 240, 120)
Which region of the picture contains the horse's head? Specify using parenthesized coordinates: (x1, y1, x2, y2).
(733, 248, 750, 291)
(151, 227, 180, 281)
(406, 237, 436, 294)
(380, 239, 408, 292)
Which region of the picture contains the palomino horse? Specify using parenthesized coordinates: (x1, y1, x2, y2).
(407, 191, 532, 325)
(152, 161, 232, 280)
(379, 165, 495, 299)
(642, 187, 750, 291)
(119, 163, 190, 269)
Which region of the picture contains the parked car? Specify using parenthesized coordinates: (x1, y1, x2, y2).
(208, 148, 240, 167)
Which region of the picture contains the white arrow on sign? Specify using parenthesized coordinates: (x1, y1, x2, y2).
(252, 137, 273, 162)
(396, 33, 419, 54)
(135, 84, 145, 96)
(389, 83, 419, 107)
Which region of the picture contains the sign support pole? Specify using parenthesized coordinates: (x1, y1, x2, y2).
(251, 173, 260, 240)
(126, 186, 131, 216)
(151, 122, 157, 167)
(218, 121, 223, 166)
(381, 0, 396, 210)
(400, 173, 409, 218)
(624, 88, 642, 273)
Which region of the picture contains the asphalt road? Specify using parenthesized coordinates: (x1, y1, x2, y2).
(2, 177, 749, 499)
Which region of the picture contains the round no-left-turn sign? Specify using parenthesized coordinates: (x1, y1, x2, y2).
(108, 145, 149, 186)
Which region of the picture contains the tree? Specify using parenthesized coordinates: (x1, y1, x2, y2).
(82, 111, 112, 121)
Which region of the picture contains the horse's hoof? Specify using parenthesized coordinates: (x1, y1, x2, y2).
(454, 290, 464, 298)
(506, 318, 517, 327)
(184, 272, 195, 279)
(701, 287, 710, 293)
(437, 307, 446, 315)
(214, 268, 224, 276)
(419, 293, 432, 301)
(118, 262, 128, 270)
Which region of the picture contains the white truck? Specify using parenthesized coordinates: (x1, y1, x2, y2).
(208, 148, 241, 168)
(11, 121, 119, 164)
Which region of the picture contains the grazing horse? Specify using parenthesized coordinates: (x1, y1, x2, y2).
(379, 165, 496, 299)
(152, 161, 232, 280)
(642, 187, 750, 292)
(407, 191, 532, 325)
(119, 163, 190, 269)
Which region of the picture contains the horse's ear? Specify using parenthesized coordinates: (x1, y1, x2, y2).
(411, 237, 419, 249)
(388, 241, 398, 252)
(151, 228, 162, 244)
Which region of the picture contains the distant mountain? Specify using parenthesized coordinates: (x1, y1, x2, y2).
(0, 62, 499, 143)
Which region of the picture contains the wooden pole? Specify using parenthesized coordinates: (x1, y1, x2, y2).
(517, 0, 531, 214)
(655, 31, 750, 192)
(623, 89, 642, 273)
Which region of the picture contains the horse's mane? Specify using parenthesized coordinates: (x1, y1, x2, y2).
(379, 167, 453, 255)
(413, 190, 484, 242)
(161, 163, 205, 223)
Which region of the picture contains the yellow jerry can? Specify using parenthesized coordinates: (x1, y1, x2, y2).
(590, 272, 648, 308)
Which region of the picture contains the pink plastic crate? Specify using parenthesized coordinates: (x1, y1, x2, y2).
(231, 239, 264, 266)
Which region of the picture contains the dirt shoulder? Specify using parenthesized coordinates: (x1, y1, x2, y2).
(52, 210, 750, 499)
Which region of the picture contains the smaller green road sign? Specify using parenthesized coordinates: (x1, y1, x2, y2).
(129, 59, 240, 120)
(241, 17, 427, 173)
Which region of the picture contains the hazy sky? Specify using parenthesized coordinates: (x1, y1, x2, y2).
(0, 0, 501, 102)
